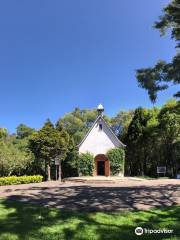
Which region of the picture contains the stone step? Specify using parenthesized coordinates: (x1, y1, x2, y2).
(64, 177, 122, 184)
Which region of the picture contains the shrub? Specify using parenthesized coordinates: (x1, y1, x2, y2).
(78, 152, 94, 176)
(0, 175, 43, 186)
(106, 148, 125, 175)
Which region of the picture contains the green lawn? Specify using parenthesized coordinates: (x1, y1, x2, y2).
(134, 176, 170, 180)
(0, 199, 179, 240)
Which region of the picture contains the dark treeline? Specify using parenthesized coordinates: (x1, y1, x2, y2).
(0, 99, 179, 179)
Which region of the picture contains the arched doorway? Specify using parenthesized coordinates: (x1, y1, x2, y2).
(94, 154, 110, 176)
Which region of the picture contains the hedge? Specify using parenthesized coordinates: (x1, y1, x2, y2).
(106, 148, 125, 175)
(78, 152, 94, 176)
(0, 175, 43, 186)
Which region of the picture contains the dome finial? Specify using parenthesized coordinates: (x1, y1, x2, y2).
(97, 104, 104, 116)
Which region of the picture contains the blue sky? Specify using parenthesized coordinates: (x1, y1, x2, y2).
(0, 0, 178, 133)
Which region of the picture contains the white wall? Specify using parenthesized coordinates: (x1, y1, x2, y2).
(79, 118, 121, 156)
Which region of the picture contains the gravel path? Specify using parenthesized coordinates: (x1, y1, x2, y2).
(0, 179, 179, 211)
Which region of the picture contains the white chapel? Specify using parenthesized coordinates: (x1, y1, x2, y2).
(78, 104, 125, 176)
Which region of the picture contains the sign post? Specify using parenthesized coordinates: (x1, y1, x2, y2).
(55, 158, 60, 181)
(157, 166, 166, 177)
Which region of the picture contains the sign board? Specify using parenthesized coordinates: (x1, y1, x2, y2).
(157, 166, 166, 174)
(177, 174, 180, 179)
(55, 159, 60, 165)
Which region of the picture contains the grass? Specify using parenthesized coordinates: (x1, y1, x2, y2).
(0, 199, 179, 240)
(134, 176, 170, 180)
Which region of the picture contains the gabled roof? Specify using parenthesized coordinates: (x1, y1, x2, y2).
(78, 115, 126, 148)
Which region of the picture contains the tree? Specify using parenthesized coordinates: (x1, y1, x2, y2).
(110, 110, 134, 140)
(158, 99, 180, 176)
(16, 124, 35, 139)
(0, 128, 8, 139)
(124, 100, 179, 177)
(136, 0, 180, 102)
(0, 138, 33, 176)
(29, 120, 69, 181)
(124, 108, 151, 176)
(61, 137, 78, 178)
(57, 107, 110, 145)
(55, 128, 70, 181)
(140, 108, 161, 177)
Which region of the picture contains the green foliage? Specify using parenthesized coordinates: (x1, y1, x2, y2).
(78, 152, 94, 176)
(154, 0, 179, 43)
(0, 128, 8, 139)
(16, 124, 35, 139)
(136, 0, 180, 102)
(0, 138, 34, 177)
(0, 175, 43, 186)
(29, 120, 57, 162)
(62, 137, 78, 178)
(0, 126, 34, 177)
(57, 107, 110, 144)
(110, 110, 134, 141)
(125, 107, 155, 176)
(159, 100, 180, 142)
(106, 148, 125, 175)
(29, 119, 70, 180)
(124, 100, 180, 177)
(158, 100, 180, 176)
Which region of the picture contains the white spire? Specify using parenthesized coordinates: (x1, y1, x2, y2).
(97, 104, 104, 115)
(97, 104, 104, 110)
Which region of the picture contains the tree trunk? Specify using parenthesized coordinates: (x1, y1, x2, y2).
(140, 160, 144, 176)
(58, 160, 62, 182)
(45, 161, 47, 180)
(47, 163, 51, 181)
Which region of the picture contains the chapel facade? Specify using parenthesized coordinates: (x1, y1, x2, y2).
(78, 104, 125, 176)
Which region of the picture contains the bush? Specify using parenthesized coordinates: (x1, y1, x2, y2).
(78, 152, 94, 176)
(106, 148, 125, 175)
(0, 175, 43, 186)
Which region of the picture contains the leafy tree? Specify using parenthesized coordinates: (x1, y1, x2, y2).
(136, 0, 180, 102)
(57, 107, 110, 144)
(0, 140, 33, 176)
(0, 129, 34, 177)
(125, 108, 151, 176)
(0, 128, 8, 139)
(140, 108, 161, 177)
(29, 120, 56, 180)
(158, 99, 180, 176)
(61, 137, 78, 178)
(124, 100, 179, 177)
(55, 128, 70, 181)
(29, 120, 70, 181)
(111, 110, 134, 140)
(16, 124, 35, 139)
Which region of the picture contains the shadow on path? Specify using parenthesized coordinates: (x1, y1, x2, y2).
(3, 184, 180, 211)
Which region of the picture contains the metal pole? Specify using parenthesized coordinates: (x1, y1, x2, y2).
(58, 160, 61, 181)
(55, 165, 57, 181)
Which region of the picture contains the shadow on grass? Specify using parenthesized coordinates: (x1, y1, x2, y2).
(0, 198, 179, 240)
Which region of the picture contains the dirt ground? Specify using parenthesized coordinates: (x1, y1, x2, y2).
(0, 178, 179, 211)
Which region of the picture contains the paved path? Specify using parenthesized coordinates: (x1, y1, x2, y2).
(0, 179, 179, 211)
